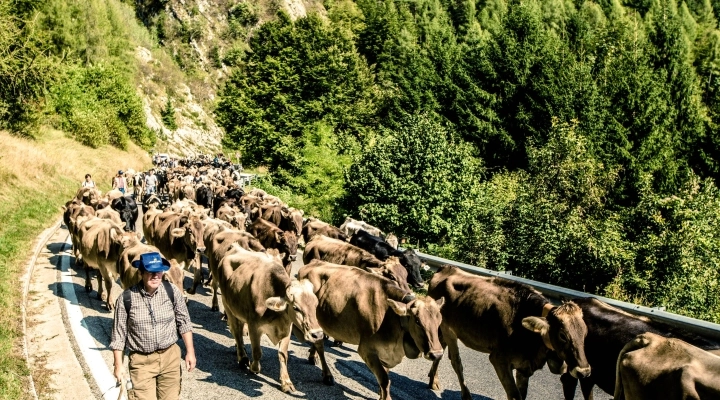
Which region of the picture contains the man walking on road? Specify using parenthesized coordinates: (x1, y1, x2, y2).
(110, 252, 196, 400)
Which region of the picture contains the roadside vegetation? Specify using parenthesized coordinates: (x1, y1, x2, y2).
(0, 129, 150, 399)
(217, 0, 720, 324)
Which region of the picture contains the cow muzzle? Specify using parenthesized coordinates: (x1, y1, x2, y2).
(305, 329, 324, 343)
(570, 366, 591, 379)
(288, 254, 297, 261)
(196, 247, 206, 254)
(425, 350, 444, 361)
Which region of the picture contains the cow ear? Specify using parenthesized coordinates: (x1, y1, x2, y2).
(387, 299, 409, 316)
(136, 231, 142, 240)
(171, 228, 186, 238)
(275, 231, 282, 243)
(434, 296, 445, 309)
(522, 316, 550, 334)
(266, 297, 288, 312)
(110, 228, 119, 241)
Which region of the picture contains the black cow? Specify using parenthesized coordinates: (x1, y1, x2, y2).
(111, 195, 139, 232)
(557, 297, 720, 399)
(141, 194, 163, 215)
(195, 185, 213, 211)
(349, 230, 425, 288)
(213, 187, 245, 216)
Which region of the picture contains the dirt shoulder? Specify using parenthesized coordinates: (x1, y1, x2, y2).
(25, 225, 95, 400)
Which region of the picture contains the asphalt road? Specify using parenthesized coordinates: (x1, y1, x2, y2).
(55, 206, 609, 400)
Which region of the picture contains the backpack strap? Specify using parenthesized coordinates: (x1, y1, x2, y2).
(162, 280, 176, 309)
(123, 289, 132, 314)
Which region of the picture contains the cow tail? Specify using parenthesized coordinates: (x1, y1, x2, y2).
(613, 335, 646, 400)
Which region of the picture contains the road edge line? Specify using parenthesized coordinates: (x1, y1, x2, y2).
(21, 218, 62, 400)
(58, 231, 124, 400)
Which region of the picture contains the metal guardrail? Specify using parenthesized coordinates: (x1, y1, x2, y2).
(415, 251, 720, 342)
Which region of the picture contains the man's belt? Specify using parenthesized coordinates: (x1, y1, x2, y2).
(131, 344, 173, 356)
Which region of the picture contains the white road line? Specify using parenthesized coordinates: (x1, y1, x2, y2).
(59, 232, 124, 400)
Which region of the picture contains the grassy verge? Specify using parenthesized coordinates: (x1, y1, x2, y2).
(0, 128, 150, 400)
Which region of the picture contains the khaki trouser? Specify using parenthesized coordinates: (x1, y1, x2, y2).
(128, 344, 182, 400)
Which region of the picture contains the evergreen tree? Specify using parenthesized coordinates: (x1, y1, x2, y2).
(161, 97, 177, 130)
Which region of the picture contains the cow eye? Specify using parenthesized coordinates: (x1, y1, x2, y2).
(415, 318, 422, 326)
(293, 305, 300, 312)
(558, 332, 568, 343)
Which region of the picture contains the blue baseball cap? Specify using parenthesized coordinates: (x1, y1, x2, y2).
(131, 252, 171, 273)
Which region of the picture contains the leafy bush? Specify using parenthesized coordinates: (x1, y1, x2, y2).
(51, 64, 154, 149)
(344, 113, 483, 245)
(161, 97, 177, 130)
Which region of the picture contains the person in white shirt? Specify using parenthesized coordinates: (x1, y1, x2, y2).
(82, 174, 96, 188)
(145, 170, 158, 196)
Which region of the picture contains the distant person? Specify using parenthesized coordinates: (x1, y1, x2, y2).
(82, 174, 95, 188)
(113, 170, 127, 195)
(111, 252, 195, 400)
(145, 170, 158, 197)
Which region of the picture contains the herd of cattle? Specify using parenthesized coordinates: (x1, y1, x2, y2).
(59, 161, 720, 400)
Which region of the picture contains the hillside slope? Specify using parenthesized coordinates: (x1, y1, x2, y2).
(0, 129, 151, 399)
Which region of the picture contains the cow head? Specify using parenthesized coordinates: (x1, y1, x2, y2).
(388, 296, 445, 361)
(171, 215, 206, 255)
(400, 249, 425, 289)
(522, 302, 590, 379)
(374, 257, 411, 292)
(266, 279, 324, 343)
(275, 230, 298, 263)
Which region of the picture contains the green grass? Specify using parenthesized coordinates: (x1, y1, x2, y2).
(0, 181, 77, 399)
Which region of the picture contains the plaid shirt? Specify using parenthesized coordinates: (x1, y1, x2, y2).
(110, 282, 192, 353)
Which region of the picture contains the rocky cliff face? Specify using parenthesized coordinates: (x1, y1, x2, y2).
(132, 0, 325, 156)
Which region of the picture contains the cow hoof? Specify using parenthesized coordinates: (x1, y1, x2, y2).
(239, 357, 249, 370)
(96, 292, 103, 300)
(281, 382, 296, 393)
(323, 375, 335, 386)
(221, 313, 227, 321)
(333, 340, 343, 347)
(250, 362, 261, 374)
(187, 288, 196, 295)
(430, 381, 441, 391)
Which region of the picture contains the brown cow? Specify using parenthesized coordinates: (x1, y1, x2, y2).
(141, 203, 163, 245)
(259, 204, 304, 237)
(217, 246, 324, 393)
(614, 332, 720, 400)
(63, 200, 96, 267)
(117, 235, 185, 300)
(95, 206, 123, 225)
(301, 217, 347, 243)
(75, 186, 102, 209)
(247, 218, 297, 274)
(74, 217, 134, 309)
(298, 260, 444, 399)
(207, 230, 265, 311)
(426, 265, 591, 400)
(303, 235, 411, 292)
(216, 203, 247, 230)
(151, 211, 206, 295)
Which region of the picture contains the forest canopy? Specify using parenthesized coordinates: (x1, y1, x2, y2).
(218, 0, 720, 323)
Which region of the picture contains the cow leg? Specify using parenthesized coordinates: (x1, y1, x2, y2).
(560, 373, 579, 400)
(102, 269, 114, 310)
(311, 340, 334, 385)
(515, 370, 530, 400)
(428, 325, 448, 391)
(224, 308, 249, 369)
(445, 329, 472, 400)
(277, 332, 295, 393)
(188, 255, 202, 295)
(84, 266, 93, 292)
(359, 347, 391, 400)
(489, 351, 522, 400)
(96, 269, 104, 301)
(211, 277, 220, 312)
(578, 377, 595, 400)
(248, 324, 263, 374)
